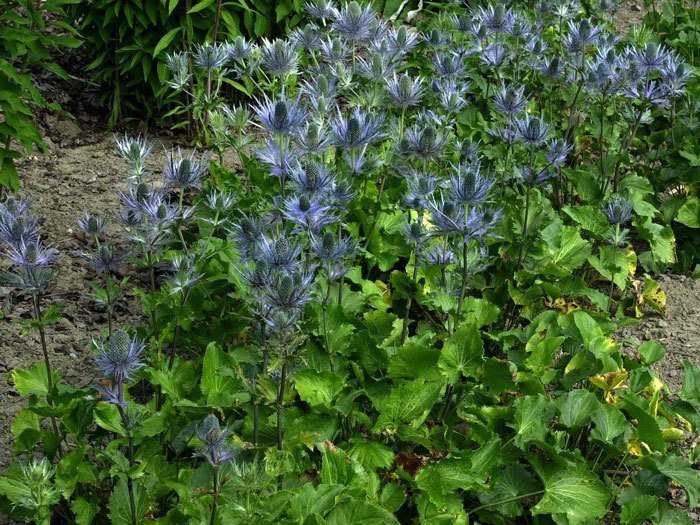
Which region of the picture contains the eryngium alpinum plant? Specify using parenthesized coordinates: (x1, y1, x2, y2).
(0, 1, 698, 524)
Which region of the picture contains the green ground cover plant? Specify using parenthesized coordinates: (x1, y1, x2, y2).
(0, 0, 698, 523)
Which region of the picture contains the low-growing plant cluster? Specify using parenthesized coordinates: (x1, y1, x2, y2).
(1, 0, 699, 524)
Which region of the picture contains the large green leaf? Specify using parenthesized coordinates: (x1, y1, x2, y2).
(653, 455, 700, 508)
(558, 389, 599, 428)
(416, 457, 483, 507)
(590, 404, 630, 445)
(512, 395, 555, 448)
(374, 378, 442, 431)
(680, 360, 700, 406)
(295, 370, 345, 408)
(108, 478, 149, 525)
(438, 324, 484, 383)
(347, 439, 395, 470)
(532, 464, 610, 524)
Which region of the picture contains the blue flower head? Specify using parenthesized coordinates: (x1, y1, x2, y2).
(94, 329, 145, 384)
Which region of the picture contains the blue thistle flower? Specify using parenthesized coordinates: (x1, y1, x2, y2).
(257, 235, 302, 272)
(473, 3, 515, 35)
(94, 329, 145, 384)
(564, 19, 602, 55)
(256, 138, 299, 178)
(493, 83, 528, 116)
(0, 207, 40, 246)
(423, 28, 448, 47)
(514, 113, 551, 146)
(77, 212, 107, 237)
(546, 139, 572, 166)
(420, 244, 456, 267)
(165, 51, 191, 91)
(435, 78, 469, 113)
(290, 23, 323, 50)
(226, 36, 254, 60)
(253, 93, 307, 136)
(305, 0, 336, 20)
(480, 42, 507, 68)
(386, 25, 420, 56)
(538, 56, 566, 81)
(115, 134, 151, 178)
(448, 163, 495, 207)
(332, 1, 375, 43)
(403, 172, 439, 210)
(604, 196, 633, 225)
(281, 193, 335, 230)
(260, 38, 298, 76)
(293, 122, 331, 155)
(356, 53, 397, 82)
(622, 80, 670, 108)
(319, 35, 348, 63)
(167, 255, 204, 295)
(330, 107, 385, 149)
(86, 243, 126, 275)
(228, 214, 268, 261)
(386, 73, 423, 108)
(404, 220, 427, 247)
(401, 123, 450, 160)
(310, 231, 354, 279)
(628, 43, 671, 75)
(193, 42, 229, 71)
(264, 269, 315, 313)
(7, 237, 55, 268)
(195, 414, 238, 467)
(433, 51, 465, 78)
(288, 161, 335, 196)
(163, 148, 208, 190)
(660, 55, 690, 96)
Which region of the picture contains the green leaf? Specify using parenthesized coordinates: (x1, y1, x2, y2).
(438, 323, 484, 383)
(590, 404, 630, 444)
(347, 439, 395, 470)
(374, 378, 442, 432)
(638, 340, 666, 366)
(10, 362, 58, 397)
(387, 341, 439, 380)
(620, 495, 658, 525)
(188, 0, 215, 13)
(152, 27, 181, 58)
(479, 465, 539, 517)
(532, 464, 610, 525)
(558, 389, 599, 428)
(325, 501, 400, 525)
(562, 205, 610, 237)
(634, 216, 676, 271)
(512, 395, 555, 448)
(416, 457, 482, 507)
(295, 370, 344, 408)
(201, 343, 238, 407)
(653, 455, 700, 508)
(680, 359, 700, 406)
(71, 497, 100, 525)
(288, 483, 345, 521)
(109, 478, 149, 525)
(676, 197, 700, 228)
(93, 402, 126, 436)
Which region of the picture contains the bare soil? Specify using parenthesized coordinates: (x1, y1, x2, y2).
(0, 120, 190, 469)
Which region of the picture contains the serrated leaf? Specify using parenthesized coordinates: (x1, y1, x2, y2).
(621, 495, 658, 525)
(108, 478, 149, 525)
(438, 324, 484, 383)
(374, 379, 442, 431)
(680, 360, 700, 406)
(295, 370, 344, 408)
(10, 362, 58, 397)
(512, 395, 555, 448)
(347, 439, 395, 470)
(676, 197, 700, 228)
(532, 464, 610, 525)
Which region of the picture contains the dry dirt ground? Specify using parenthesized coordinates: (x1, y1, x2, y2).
(0, 124, 193, 469)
